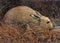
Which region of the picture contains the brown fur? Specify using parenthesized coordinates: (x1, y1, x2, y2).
(3, 6, 53, 29)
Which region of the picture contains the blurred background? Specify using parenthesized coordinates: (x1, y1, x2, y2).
(0, 0, 60, 26)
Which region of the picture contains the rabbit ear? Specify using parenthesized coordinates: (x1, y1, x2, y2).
(30, 14, 41, 21)
(35, 10, 42, 17)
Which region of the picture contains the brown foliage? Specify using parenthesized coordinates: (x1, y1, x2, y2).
(0, 20, 59, 43)
(0, 24, 60, 43)
(0, 25, 22, 43)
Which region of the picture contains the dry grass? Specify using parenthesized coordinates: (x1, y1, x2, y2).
(0, 23, 59, 43)
(0, 25, 21, 43)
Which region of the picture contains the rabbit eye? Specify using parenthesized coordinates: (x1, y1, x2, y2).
(47, 21, 50, 24)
